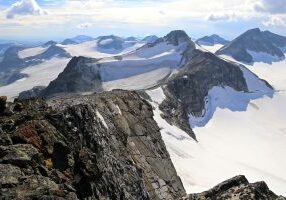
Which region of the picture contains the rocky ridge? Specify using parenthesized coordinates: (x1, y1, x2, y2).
(188, 175, 286, 200)
(0, 91, 185, 199)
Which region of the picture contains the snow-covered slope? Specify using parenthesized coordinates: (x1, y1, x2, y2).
(200, 44, 223, 54)
(0, 58, 69, 100)
(38, 30, 195, 97)
(18, 46, 49, 59)
(147, 55, 286, 196)
(96, 32, 193, 89)
(59, 39, 145, 58)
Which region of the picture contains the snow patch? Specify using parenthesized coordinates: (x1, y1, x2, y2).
(95, 110, 108, 129)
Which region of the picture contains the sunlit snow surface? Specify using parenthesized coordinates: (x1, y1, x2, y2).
(0, 58, 70, 100)
(147, 57, 286, 196)
(200, 44, 223, 53)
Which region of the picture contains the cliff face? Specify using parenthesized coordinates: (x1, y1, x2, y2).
(0, 91, 185, 200)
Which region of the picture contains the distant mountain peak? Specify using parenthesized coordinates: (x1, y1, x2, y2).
(142, 35, 158, 43)
(61, 35, 94, 45)
(125, 36, 138, 41)
(196, 34, 229, 46)
(216, 28, 286, 64)
(43, 40, 57, 47)
(164, 30, 190, 45)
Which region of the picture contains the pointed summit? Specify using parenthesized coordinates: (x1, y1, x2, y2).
(216, 28, 286, 64)
(196, 34, 229, 46)
(164, 30, 191, 46)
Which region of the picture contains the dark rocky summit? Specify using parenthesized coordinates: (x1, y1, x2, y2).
(196, 34, 229, 46)
(188, 175, 286, 200)
(158, 49, 250, 139)
(216, 28, 286, 64)
(0, 91, 186, 199)
(40, 56, 102, 98)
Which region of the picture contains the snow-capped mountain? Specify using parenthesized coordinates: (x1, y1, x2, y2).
(216, 28, 286, 64)
(0, 42, 71, 88)
(58, 35, 146, 58)
(61, 35, 94, 45)
(34, 30, 195, 97)
(196, 34, 229, 46)
(142, 35, 159, 43)
(124, 36, 138, 41)
(0, 28, 285, 197)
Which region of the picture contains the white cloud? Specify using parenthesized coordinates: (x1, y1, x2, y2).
(254, 0, 286, 14)
(77, 22, 92, 29)
(208, 13, 237, 22)
(263, 15, 286, 27)
(6, 0, 47, 19)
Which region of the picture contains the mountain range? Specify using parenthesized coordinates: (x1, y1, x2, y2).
(0, 28, 286, 199)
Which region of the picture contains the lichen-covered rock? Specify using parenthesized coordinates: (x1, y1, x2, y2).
(0, 90, 186, 199)
(188, 175, 286, 200)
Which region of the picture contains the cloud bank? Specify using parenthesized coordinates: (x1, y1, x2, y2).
(6, 0, 47, 19)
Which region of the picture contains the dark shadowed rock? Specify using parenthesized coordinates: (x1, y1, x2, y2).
(40, 56, 102, 98)
(0, 96, 7, 113)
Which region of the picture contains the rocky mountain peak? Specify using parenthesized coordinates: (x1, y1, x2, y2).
(196, 34, 229, 45)
(164, 30, 191, 46)
(43, 40, 57, 47)
(40, 56, 102, 98)
(216, 28, 286, 64)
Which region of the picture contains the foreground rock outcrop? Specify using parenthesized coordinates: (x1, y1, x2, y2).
(0, 91, 185, 199)
(188, 175, 285, 200)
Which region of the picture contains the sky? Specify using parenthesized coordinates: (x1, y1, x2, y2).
(0, 0, 285, 42)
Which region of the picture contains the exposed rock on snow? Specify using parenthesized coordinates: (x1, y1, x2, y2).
(188, 175, 285, 200)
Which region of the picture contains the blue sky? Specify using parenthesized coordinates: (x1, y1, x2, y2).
(0, 0, 285, 42)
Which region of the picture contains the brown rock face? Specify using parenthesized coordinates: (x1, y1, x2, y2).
(0, 91, 186, 200)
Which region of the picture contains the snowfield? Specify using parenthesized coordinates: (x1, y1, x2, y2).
(0, 58, 70, 100)
(147, 57, 286, 196)
(58, 40, 145, 58)
(200, 44, 223, 54)
(18, 46, 49, 59)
